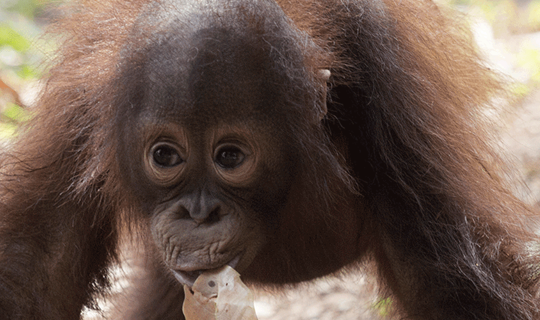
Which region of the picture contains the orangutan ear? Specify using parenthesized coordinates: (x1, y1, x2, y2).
(317, 69, 331, 121)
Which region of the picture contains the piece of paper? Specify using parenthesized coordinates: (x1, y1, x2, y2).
(183, 265, 258, 320)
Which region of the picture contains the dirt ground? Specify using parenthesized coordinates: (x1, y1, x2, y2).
(252, 271, 382, 320)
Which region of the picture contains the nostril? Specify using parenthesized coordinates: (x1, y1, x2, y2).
(190, 201, 222, 224)
(205, 205, 221, 224)
(176, 205, 191, 220)
(175, 191, 224, 224)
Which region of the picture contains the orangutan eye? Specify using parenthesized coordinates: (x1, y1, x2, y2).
(152, 143, 183, 167)
(215, 146, 245, 169)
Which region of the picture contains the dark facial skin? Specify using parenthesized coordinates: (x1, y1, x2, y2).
(146, 123, 270, 286)
(142, 119, 296, 286)
(116, 15, 299, 286)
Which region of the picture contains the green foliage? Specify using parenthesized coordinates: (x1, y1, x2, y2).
(1, 0, 44, 19)
(517, 44, 540, 85)
(0, 24, 31, 52)
(372, 297, 393, 317)
(0, 103, 25, 138)
(512, 82, 532, 99)
(0, 10, 45, 79)
(447, 0, 540, 33)
(3, 102, 29, 122)
(0, 0, 47, 136)
(528, 1, 540, 30)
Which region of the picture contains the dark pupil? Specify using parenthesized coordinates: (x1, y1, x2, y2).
(217, 148, 244, 168)
(153, 146, 181, 167)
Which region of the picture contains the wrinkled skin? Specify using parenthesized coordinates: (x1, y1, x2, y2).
(116, 22, 310, 284)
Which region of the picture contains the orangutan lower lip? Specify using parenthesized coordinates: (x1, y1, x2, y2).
(172, 253, 243, 287)
(172, 269, 203, 287)
(227, 253, 241, 269)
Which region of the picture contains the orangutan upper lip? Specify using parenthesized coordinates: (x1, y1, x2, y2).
(172, 253, 243, 287)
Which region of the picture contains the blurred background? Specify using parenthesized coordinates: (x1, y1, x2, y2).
(1, 0, 539, 319)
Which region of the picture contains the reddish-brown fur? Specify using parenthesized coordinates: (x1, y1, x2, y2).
(0, 0, 539, 319)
